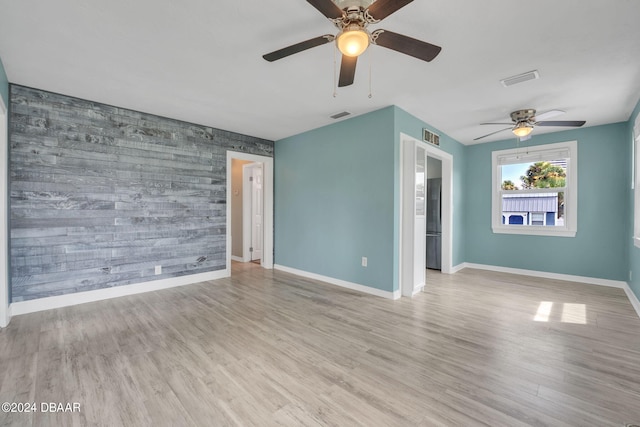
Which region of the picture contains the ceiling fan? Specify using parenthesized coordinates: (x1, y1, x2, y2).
(262, 0, 442, 87)
(474, 109, 586, 141)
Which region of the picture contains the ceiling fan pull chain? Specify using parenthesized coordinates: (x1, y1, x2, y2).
(333, 45, 338, 97)
(368, 48, 373, 98)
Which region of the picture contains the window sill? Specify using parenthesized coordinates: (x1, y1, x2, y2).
(492, 226, 576, 238)
(634, 237, 640, 249)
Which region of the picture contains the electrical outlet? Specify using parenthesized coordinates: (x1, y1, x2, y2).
(361, 257, 367, 267)
(155, 265, 162, 275)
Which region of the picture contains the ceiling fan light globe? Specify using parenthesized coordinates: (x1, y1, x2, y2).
(512, 123, 534, 138)
(337, 29, 369, 57)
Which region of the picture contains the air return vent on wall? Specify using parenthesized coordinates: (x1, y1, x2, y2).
(500, 70, 540, 87)
(330, 111, 351, 119)
(423, 128, 440, 146)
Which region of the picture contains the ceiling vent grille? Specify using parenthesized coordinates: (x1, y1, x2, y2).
(423, 128, 440, 146)
(500, 70, 540, 87)
(330, 111, 351, 119)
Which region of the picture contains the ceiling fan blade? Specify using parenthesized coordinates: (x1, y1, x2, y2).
(366, 0, 414, 20)
(338, 55, 357, 87)
(372, 30, 442, 62)
(474, 127, 512, 141)
(306, 0, 344, 19)
(480, 122, 514, 125)
(533, 110, 565, 122)
(536, 120, 586, 127)
(263, 35, 334, 62)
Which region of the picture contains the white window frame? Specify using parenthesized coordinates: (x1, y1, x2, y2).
(633, 114, 640, 248)
(492, 140, 577, 237)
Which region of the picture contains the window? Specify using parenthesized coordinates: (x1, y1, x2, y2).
(492, 141, 577, 237)
(530, 212, 545, 226)
(634, 114, 640, 247)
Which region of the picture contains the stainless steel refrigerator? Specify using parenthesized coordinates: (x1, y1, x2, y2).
(426, 178, 442, 270)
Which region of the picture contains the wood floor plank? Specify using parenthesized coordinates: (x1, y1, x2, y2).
(0, 353, 38, 427)
(1, 263, 639, 426)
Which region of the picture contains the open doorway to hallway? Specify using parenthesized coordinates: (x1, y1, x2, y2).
(226, 151, 273, 274)
(399, 133, 453, 298)
(426, 156, 443, 272)
(230, 160, 263, 264)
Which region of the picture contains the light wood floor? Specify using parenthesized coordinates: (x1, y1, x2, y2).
(1, 263, 639, 426)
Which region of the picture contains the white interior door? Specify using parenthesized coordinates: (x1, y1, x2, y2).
(251, 164, 263, 261)
(243, 163, 263, 262)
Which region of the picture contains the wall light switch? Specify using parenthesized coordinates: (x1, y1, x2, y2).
(155, 265, 162, 275)
(362, 257, 367, 267)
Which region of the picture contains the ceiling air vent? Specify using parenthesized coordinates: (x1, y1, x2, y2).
(500, 70, 540, 87)
(330, 111, 351, 119)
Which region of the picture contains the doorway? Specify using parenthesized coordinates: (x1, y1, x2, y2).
(399, 133, 453, 298)
(226, 151, 273, 274)
(426, 156, 443, 271)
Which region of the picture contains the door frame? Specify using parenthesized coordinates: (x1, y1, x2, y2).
(398, 133, 453, 297)
(242, 162, 263, 263)
(0, 96, 9, 327)
(226, 151, 273, 271)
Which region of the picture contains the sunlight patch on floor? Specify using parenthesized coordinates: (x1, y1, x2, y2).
(534, 301, 554, 322)
(561, 303, 587, 324)
(533, 301, 587, 324)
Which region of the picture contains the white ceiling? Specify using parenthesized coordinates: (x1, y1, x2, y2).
(1, 0, 640, 144)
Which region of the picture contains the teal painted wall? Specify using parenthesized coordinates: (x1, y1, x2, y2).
(0, 56, 7, 107)
(274, 106, 466, 293)
(465, 123, 629, 281)
(392, 107, 467, 268)
(627, 97, 640, 301)
(275, 107, 397, 292)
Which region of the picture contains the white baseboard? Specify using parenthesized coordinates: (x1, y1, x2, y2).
(456, 263, 638, 319)
(274, 264, 400, 300)
(623, 283, 640, 319)
(450, 263, 467, 274)
(231, 255, 245, 262)
(461, 263, 627, 288)
(10, 269, 230, 316)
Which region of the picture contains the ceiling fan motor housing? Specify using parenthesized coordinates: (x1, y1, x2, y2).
(334, 0, 375, 10)
(511, 109, 536, 123)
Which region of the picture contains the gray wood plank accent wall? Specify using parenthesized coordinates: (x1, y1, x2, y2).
(8, 85, 273, 302)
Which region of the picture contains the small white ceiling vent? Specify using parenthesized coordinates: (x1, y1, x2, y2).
(500, 70, 540, 87)
(330, 111, 351, 119)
